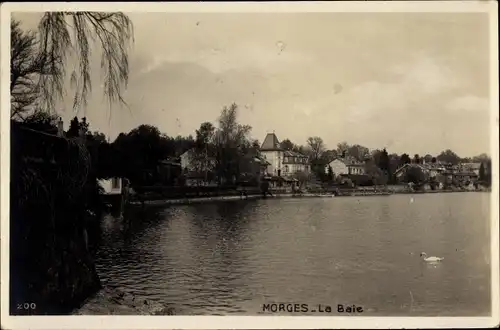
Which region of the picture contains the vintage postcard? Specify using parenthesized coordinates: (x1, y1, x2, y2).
(1, 1, 499, 329)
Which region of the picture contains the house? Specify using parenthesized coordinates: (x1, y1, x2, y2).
(421, 162, 447, 178)
(453, 171, 478, 183)
(158, 158, 182, 185)
(98, 177, 122, 195)
(259, 132, 309, 177)
(282, 150, 309, 176)
(459, 163, 482, 176)
(238, 151, 271, 184)
(98, 177, 124, 208)
(325, 156, 365, 176)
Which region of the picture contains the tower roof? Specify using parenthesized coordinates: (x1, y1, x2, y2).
(260, 133, 282, 151)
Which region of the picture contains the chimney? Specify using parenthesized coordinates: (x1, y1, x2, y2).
(57, 117, 64, 137)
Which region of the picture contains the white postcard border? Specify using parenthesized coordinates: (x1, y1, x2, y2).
(1, 1, 498, 329)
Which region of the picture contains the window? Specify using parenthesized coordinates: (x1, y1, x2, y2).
(284, 165, 289, 173)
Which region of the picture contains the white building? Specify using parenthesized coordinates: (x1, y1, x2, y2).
(260, 133, 309, 177)
(325, 157, 365, 176)
(459, 162, 482, 176)
(98, 177, 122, 195)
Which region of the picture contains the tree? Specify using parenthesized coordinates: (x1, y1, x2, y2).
(34, 12, 133, 111)
(388, 153, 401, 184)
(336, 142, 349, 157)
(193, 122, 216, 181)
(195, 122, 215, 148)
(472, 153, 490, 163)
(485, 159, 492, 186)
(112, 124, 165, 185)
(280, 139, 295, 151)
(10, 19, 59, 120)
(293, 170, 310, 189)
(406, 166, 427, 185)
(431, 157, 437, 163)
(327, 166, 334, 181)
(173, 135, 196, 156)
(347, 144, 370, 162)
(18, 111, 60, 135)
(370, 149, 381, 166)
(365, 160, 387, 186)
(88, 131, 107, 144)
(378, 148, 390, 173)
(252, 139, 260, 150)
(306, 136, 326, 161)
(400, 153, 411, 166)
(413, 154, 420, 164)
(321, 149, 337, 162)
(65, 116, 90, 138)
(479, 163, 485, 181)
(423, 154, 433, 164)
(214, 103, 252, 185)
(292, 144, 306, 154)
(436, 149, 460, 165)
(478, 162, 491, 187)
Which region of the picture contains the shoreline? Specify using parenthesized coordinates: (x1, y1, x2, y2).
(127, 189, 488, 207)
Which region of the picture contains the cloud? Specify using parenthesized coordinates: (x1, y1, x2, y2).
(279, 53, 490, 155)
(136, 42, 314, 76)
(445, 95, 489, 113)
(390, 54, 462, 93)
(342, 55, 463, 123)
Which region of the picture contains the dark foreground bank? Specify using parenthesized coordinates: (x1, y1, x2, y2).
(10, 123, 102, 315)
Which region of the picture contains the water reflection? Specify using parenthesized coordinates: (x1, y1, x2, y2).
(90, 193, 491, 316)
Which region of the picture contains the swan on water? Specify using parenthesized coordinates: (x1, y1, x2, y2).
(420, 252, 444, 262)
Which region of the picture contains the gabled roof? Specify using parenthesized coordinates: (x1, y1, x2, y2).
(393, 163, 429, 175)
(328, 156, 364, 167)
(283, 150, 307, 158)
(260, 133, 282, 151)
(460, 163, 482, 170)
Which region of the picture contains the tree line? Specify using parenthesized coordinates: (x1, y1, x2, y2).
(17, 103, 492, 189)
(18, 102, 263, 188)
(277, 136, 491, 186)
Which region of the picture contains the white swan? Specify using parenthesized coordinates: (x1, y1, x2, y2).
(420, 252, 444, 262)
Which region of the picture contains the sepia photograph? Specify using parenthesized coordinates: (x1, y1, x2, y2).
(1, 1, 498, 329)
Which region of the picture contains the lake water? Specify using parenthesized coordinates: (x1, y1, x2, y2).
(85, 193, 491, 316)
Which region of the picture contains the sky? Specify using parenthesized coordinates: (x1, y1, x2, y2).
(13, 11, 492, 157)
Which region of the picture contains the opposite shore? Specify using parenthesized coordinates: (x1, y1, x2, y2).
(127, 187, 490, 207)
